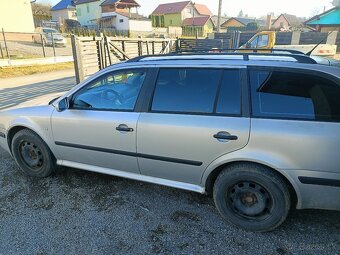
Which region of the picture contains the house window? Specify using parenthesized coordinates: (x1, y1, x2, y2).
(170, 19, 173, 25)
(77, 8, 81, 16)
(120, 19, 124, 23)
(86, 4, 90, 13)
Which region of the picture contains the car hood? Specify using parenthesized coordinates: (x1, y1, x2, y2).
(5, 92, 66, 111)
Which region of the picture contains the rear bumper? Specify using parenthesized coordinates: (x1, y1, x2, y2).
(286, 170, 340, 211)
(0, 128, 10, 154)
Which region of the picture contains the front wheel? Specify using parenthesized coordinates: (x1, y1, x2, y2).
(11, 129, 57, 177)
(213, 163, 291, 232)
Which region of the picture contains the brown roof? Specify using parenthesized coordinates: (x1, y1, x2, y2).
(116, 11, 149, 20)
(100, 0, 140, 7)
(194, 4, 212, 16)
(152, 1, 191, 15)
(182, 16, 211, 26)
(274, 13, 302, 27)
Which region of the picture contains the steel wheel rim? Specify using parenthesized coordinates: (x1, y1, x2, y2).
(226, 181, 273, 220)
(19, 140, 44, 171)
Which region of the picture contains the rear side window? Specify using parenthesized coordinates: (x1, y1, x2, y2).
(151, 68, 221, 114)
(216, 70, 241, 115)
(250, 70, 340, 122)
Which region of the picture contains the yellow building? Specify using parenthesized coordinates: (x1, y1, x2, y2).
(0, 0, 35, 32)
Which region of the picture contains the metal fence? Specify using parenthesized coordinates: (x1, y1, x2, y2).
(0, 28, 72, 60)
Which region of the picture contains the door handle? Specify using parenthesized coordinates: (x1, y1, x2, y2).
(213, 132, 238, 141)
(116, 124, 134, 132)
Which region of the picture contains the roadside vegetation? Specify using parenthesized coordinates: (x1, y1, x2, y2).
(0, 62, 74, 78)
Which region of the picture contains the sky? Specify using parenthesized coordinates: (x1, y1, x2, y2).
(46, 0, 334, 18)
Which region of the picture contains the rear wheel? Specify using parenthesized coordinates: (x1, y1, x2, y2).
(213, 163, 291, 232)
(11, 129, 57, 177)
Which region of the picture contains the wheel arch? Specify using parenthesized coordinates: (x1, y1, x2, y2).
(203, 160, 299, 209)
(7, 124, 53, 155)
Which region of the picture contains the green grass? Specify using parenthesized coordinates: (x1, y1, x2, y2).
(0, 62, 74, 79)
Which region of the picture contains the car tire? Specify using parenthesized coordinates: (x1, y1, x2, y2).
(213, 163, 291, 232)
(11, 129, 57, 178)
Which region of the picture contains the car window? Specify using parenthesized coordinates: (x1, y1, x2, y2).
(249, 37, 258, 48)
(151, 68, 222, 114)
(43, 28, 58, 34)
(250, 70, 340, 122)
(216, 70, 241, 115)
(257, 35, 269, 48)
(72, 69, 146, 111)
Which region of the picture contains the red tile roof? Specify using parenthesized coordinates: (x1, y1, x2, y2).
(152, 1, 191, 15)
(194, 4, 212, 16)
(182, 16, 211, 26)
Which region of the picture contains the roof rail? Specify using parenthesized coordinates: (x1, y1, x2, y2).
(128, 52, 318, 65)
(175, 48, 306, 55)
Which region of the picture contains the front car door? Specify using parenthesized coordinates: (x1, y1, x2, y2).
(52, 68, 149, 174)
(137, 66, 251, 186)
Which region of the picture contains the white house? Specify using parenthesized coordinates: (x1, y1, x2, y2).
(51, 0, 77, 22)
(99, 0, 152, 33)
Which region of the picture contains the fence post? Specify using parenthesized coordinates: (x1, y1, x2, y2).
(51, 32, 56, 57)
(71, 34, 81, 84)
(326, 31, 338, 45)
(40, 34, 46, 58)
(0, 42, 3, 59)
(2, 28, 10, 59)
(291, 31, 301, 45)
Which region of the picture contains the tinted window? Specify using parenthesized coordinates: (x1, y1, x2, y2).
(72, 70, 146, 111)
(216, 70, 241, 115)
(250, 70, 340, 122)
(152, 68, 221, 113)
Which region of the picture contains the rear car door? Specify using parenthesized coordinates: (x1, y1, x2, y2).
(137, 67, 251, 185)
(52, 68, 149, 174)
(247, 67, 340, 209)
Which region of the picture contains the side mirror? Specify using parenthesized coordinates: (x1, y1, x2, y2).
(56, 97, 69, 112)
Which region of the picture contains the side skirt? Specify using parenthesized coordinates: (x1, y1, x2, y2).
(57, 160, 206, 194)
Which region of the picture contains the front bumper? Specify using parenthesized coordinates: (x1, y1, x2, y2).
(0, 128, 10, 154)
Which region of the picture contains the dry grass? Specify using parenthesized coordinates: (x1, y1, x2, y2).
(0, 62, 74, 79)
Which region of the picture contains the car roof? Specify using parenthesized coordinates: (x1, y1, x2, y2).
(106, 54, 340, 79)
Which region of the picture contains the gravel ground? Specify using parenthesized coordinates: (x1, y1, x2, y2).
(0, 147, 340, 255)
(3, 41, 72, 58)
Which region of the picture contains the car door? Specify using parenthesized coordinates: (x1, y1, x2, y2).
(248, 67, 340, 173)
(51, 68, 149, 174)
(137, 67, 251, 185)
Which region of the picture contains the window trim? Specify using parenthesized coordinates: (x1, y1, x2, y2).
(69, 68, 149, 113)
(147, 67, 244, 117)
(248, 66, 340, 123)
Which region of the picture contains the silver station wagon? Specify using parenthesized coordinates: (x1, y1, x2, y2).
(0, 52, 340, 232)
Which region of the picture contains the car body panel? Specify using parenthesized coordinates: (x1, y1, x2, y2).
(51, 110, 141, 174)
(137, 113, 250, 184)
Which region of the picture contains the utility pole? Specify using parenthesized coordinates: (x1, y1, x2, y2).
(217, 0, 222, 33)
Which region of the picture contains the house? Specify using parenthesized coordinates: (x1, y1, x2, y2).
(51, 0, 77, 22)
(182, 16, 214, 37)
(221, 17, 266, 31)
(75, 0, 106, 27)
(151, 1, 212, 28)
(305, 7, 340, 32)
(0, 0, 35, 32)
(272, 13, 302, 31)
(99, 0, 152, 33)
